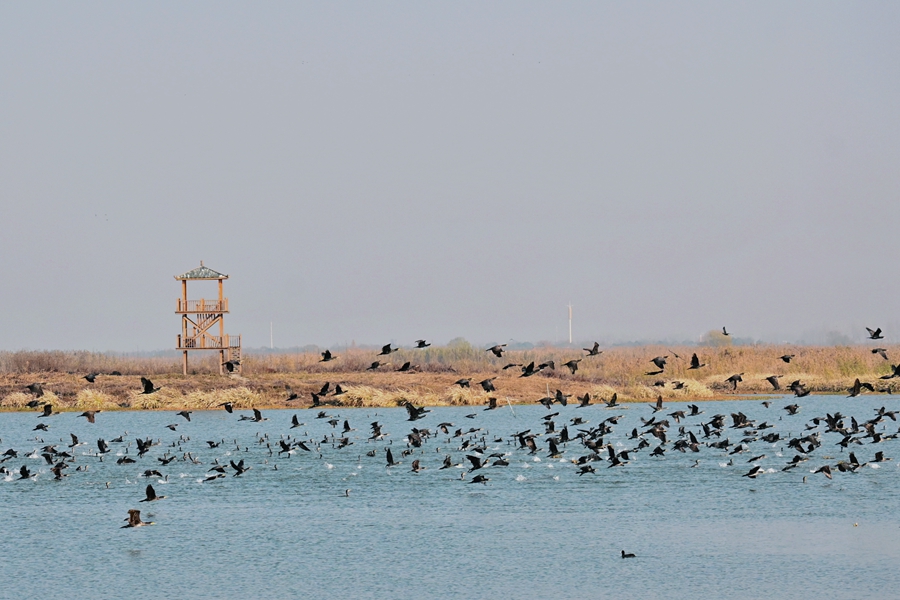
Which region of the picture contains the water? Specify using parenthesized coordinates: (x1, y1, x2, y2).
(1, 396, 899, 599)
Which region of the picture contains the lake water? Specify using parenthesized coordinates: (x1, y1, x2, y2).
(1, 396, 898, 599)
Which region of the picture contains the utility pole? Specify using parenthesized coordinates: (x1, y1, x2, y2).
(568, 302, 573, 344)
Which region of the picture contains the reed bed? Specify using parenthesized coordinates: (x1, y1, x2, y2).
(1, 343, 898, 411)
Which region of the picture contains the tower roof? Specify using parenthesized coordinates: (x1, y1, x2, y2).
(175, 262, 228, 280)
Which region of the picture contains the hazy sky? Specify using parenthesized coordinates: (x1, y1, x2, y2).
(2, 3, 899, 351)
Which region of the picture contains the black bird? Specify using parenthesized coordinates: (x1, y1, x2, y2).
(651, 356, 668, 370)
(33, 423, 48, 431)
(367, 361, 382, 371)
(39, 404, 54, 418)
(520, 362, 536, 377)
(722, 327, 730, 336)
(866, 327, 884, 340)
(765, 375, 782, 391)
(140, 484, 166, 502)
(606, 393, 619, 408)
(742, 465, 763, 478)
(122, 509, 154, 528)
(414, 340, 431, 348)
(396, 362, 412, 372)
(26, 383, 44, 397)
(290, 414, 302, 428)
(177, 410, 192, 422)
(318, 382, 331, 396)
(333, 384, 346, 396)
(320, 349, 336, 362)
(621, 551, 636, 559)
(230, 460, 251, 476)
(84, 372, 100, 383)
(584, 342, 602, 356)
(779, 354, 795, 363)
(222, 360, 240, 373)
(454, 378, 471, 388)
(140, 377, 160, 394)
(577, 393, 591, 408)
(848, 378, 874, 398)
(485, 397, 498, 411)
(814, 464, 832, 479)
(555, 389, 570, 406)
(486, 344, 507, 358)
(386, 448, 400, 467)
(378, 344, 398, 356)
(18, 465, 32, 479)
(563, 359, 581, 374)
(219, 402, 234, 413)
(880, 365, 900, 380)
(726, 373, 744, 391)
(411, 459, 424, 472)
(688, 353, 706, 370)
(502, 363, 522, 370)
(479, 378, 497, 393)
(873, 348, 889, 360)
(404, 402, 430, 421)
(240, 408, 266, 422)
(469, 474, 489, 485)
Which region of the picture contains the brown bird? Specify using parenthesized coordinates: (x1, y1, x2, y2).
(584, 342, 602, 356)
(563, 359, 582, 374)
(122, 509, 154, 528)
(765, 375, 782, 391)
(726, 373, 744, 391)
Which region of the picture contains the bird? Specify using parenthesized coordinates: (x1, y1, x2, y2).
(848, 378, 874, 398)
(386, 448, 400, 467)
(722, 327, 730, 336)
(414, 340, 431, 348)
(78, 411, 100, 424)
(563, 359, 581, 374)
(290, 414, 302, 428)
(742, 465, 763, 478)
(230, 460, 251, 476)
(814, 464, 833, 479)
(779, 354, 795, 363)
(320, 349, 336, 362)
(726, 373, 744, 391)
(219, 402, 234, 413)
(404, 402, 430, 421)
(26, 383, 44, 397)
(584, 342, 602, 356)
(469, 474, 489, 485)
(867, 327, 884, 340)
(140, 377, 160, 394)
(520, 362, 536, 377)
(18, 465, 32, 480)
(621, 550, 636, 558)
(396, 362, 412, 372)
(486, 344, 507, 358)
(872, 348, 889, 360)
(177, 410, 192, 422)
(765, 375, 782, 391)
(83, 372, 100, 383)
(367, 362, 382, 371)
(651, 356, 668, 370)
(454, 378, 471, 388)
(222, 360, 240, 373)
(122, 509, 154, 528)
(577, 393, 591, 408)
(479, 378, 497, 393)
(140, 484, 166, 502)
(378, 344, 398, 356)
(38, 404, 55, 418)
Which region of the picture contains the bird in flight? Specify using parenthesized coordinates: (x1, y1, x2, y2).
(414, 340, 431, 348)
(122, 509, 154, 528)
(722, 327, 730, 336)
(584, 342, 602, 356)
(320, 349, 336, 362)
(486, 344, 507, 358)
(140, 377, 160, 394)
(688, 353, 706, 370)
(867, 327, 884, 340)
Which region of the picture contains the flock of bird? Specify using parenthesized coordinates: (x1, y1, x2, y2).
(2, 326, 898, 558)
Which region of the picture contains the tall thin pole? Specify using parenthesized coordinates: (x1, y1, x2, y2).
(270, 321, 274, 350)
(568, 302, 573, 344)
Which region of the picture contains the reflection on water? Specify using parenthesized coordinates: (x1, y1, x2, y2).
(1, 397, 899, 599)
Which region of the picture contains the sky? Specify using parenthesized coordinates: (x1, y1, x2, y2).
(1, 2, 899, 352)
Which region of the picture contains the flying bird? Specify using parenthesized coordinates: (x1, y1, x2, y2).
(867, 327, 884, 340)
(320, 349, 336, 362)
(414, 340, 431, 348)
(140, 484, 166, 502)
(378, 344, 398, 356)
(584, 342, 602, 356)
(563, 359, 581, 374)
(688, 353, 706, 370)
(486, 344, 507, 358)
(122, 509, 154, 528)
(140, 377, 160, 394)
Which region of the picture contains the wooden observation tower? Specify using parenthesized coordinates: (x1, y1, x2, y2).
(175, 262, 241, 375)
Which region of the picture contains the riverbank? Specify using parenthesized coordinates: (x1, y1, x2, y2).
(2, 343, 898, 411)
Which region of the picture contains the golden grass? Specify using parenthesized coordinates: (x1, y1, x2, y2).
(1, 343, 898, 411)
